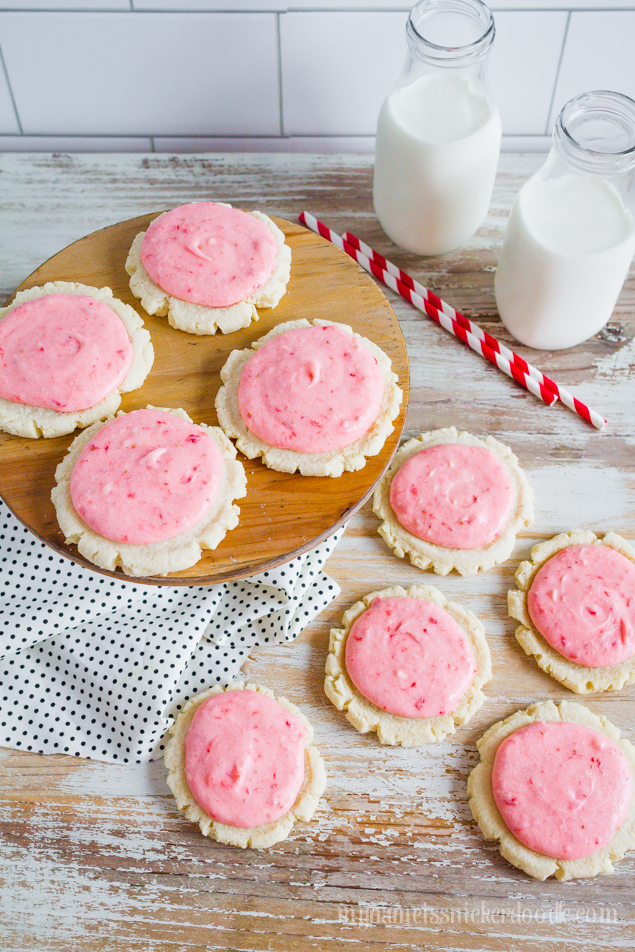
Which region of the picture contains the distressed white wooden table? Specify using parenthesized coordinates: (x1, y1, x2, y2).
(1, 152, 634, 952)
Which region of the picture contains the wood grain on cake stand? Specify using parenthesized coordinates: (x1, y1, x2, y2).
(0, 213, 409, 585)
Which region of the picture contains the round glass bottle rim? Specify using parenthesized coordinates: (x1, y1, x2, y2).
(555, 90, 635, 173)
(406, 0, 495, 67)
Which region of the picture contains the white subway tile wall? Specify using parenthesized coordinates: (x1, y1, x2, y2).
(549, 11, 635, 128)
(0, 12, 280, 136)
(0, 6, 631, 151)
(280, 11, 407, 137)
(490, 11, 567, 135)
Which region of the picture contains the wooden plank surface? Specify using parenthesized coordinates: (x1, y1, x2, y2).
(0, 211, 408, 584)
(1, 152, 635, 952)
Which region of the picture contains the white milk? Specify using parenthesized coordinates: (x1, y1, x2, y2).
(495, 172, 635, 350)
(373, 72, 502, 256)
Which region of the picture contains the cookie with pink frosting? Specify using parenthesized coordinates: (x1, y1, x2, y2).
(215, 318, 402, 477)
(125, 201, 291, 335)
(0, 281, 153, 439)
(164, 682, 326, 849)
(509, 529, 635, 694)
(325, 584, 492, 746)
(468, 700, 635, 880)
(373, 427, 533, 576)
(51, 405, 246, 577)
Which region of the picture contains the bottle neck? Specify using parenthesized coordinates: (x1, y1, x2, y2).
(540, 91, 635, 213)
(394, 0, 496, 106)
(405, 0, 495, 69)
(553, 90, 635, 176)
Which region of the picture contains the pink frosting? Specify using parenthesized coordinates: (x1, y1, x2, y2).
(492, 720, 633, 860)
(184, 690, 307, 828)
(389, 443, 515, 549)
(527, 545, 635, 668)
(237, 324, 384, 454)
(69, 408, 224, 545)
(344, 596, 477, 718)
(0, 293, 133, 412)
(140, 202, 278, 308)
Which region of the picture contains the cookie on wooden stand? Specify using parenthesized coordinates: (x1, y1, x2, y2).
(52, 405, 246, 577)
(164, 682, 326, 849)
(126, 201, 291, 335)
(216, 318, 402, 477)
(373, 427, 533, 575)
(325, 584, 491, 746)
(0, 281, 153, 439)
(468, 700, 635, 880)
(508, 529, 635, 693)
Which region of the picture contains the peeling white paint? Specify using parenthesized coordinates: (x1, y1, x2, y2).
(56, 759, 168, 799)
(527, 461, 635, 530)
(595, 338, 635, 377)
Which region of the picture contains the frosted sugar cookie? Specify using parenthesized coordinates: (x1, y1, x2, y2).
(468, 700, 635, 880)
(215, 319, 402, 477)
(51, 405, 246, 577)
(325, 584, 491, 746)
(0, 281, 153, 439)
(373, 427, 533, 575)
(125, 201, 291, 335)
(509, 529, 635, 693)
(164, 682, 326, 849)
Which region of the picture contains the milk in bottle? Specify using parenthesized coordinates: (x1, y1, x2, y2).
(495, 91, 635, 350)
(373, 0, 501, 256)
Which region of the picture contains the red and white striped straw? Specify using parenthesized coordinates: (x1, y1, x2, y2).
(299, 211, 557, 410)
(343, 231, 607, 431)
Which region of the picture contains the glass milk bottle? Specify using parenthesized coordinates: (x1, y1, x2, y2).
(495, 91, 635, 350)
(373, 0, 501, 256)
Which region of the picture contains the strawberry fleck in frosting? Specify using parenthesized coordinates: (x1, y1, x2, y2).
(0, 293, 133, 412)
(69, 408, 224, 545)
(344, 597, 477, 718)
(389, 443, 514, 549)
(140, 202, 278, 308)
(527, 544, 635, 667)
(237, 324, 384, 454)
(184, 690, 307, 828)
(492, 720, 633, 860)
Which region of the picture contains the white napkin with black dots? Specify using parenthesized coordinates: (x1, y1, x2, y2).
(0, 500, 342, 763)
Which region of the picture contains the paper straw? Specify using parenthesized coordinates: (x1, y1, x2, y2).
(299, 211, 558, 410)
(343, 231, 607, 431)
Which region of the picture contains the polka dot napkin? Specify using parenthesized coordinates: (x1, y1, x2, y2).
(0, 500, 342, 763)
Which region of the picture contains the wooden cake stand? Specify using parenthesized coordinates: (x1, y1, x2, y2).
(0, 213, 409, 584)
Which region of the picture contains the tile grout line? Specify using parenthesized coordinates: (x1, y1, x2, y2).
(276, 11, 286, 138)
(0, 6, 629, 12)
(544, 10, 570, 135)
(0, 6, 137, 10)
(0, 133, 550, 143)
(0, 40, 22, 135)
